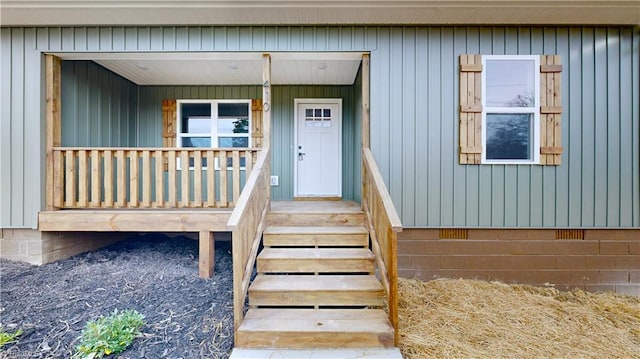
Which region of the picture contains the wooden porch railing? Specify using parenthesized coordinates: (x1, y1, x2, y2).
(362, 147, 403, 345)
(227, 146, 271, 334)
(51, 147, 261, 209)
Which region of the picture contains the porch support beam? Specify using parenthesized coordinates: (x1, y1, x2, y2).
(45, 54, 62, 211)
(262, 54, 272, 146)
(361, 53, 370, 149)
(199, 231, 215, 279)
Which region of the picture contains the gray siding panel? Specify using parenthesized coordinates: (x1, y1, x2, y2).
(10, 28, 25, 226)
(0, 25, 638, 228)
(0, 28, 12, 227)
(61, 61, 137, 147)
(0, 28, 44, 228)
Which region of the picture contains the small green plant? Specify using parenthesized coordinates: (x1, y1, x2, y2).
(73, 309, 144, 359)
(0, 328, 22, 348)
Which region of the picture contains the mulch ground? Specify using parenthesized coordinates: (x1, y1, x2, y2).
(1, 234, 234, 359)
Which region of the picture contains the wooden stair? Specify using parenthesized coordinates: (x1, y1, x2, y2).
(236, 201, 395, 349)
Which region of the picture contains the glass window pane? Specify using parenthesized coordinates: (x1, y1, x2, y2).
(182, 137, 211, 148)
(486, 59, 535, 107)
(323, 109, 331, 117)
(218, 102, 249, 117)
(486, 113, 532, 160)
(219, 136, 249, 148)
(186, 116, 210, 134)
(218, 118, 249, 134)
(314, 109, 322, 117)
(180, 103, 211, 133)
(305, 109, 313, 117)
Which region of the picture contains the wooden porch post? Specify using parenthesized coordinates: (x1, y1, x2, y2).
(361, 53, 371, 210)
(45, 54, 62, 211)
(199, 231, 215, 278)
(361, 54, 370, 149)
(262, 54, 272, 147)
(262, 54, 272, 206)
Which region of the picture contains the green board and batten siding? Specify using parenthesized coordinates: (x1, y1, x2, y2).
(61, 61, 138, 147)
(1, 26, 638, 229)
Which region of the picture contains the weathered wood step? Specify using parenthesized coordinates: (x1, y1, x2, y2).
(263, 226, 369, 247)
(267, 201, 365, 227)
(266, 213, 365, 227)
(257, 248, 375, 273)
(249, 274, 384, 307)
(236, 308, 395, 349)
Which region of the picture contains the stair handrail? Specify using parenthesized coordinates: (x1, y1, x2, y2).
(227, 146, 271, 336)
(362, 147, 403, 345)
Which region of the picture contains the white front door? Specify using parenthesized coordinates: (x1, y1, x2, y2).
(294, 99, 342, 198)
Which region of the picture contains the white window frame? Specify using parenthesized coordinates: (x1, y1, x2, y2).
(481, 55, 540, 165)
(176, 99, 252, 170)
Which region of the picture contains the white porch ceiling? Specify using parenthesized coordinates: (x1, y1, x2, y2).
(57, 52, 363, 85)
(1, 1, 638, 26)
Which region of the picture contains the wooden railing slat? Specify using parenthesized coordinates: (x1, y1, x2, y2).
(53, 150, 64, 208)
(154, 150, 164, 208)
(206, 150, 216, 208)
(232, 150, 240, 205)
(116, 150, 125, 207)
(142, 150, 151, 207)
(180, 150, 190, 207)
(104, 150, 114, 207)
(168, 150, 177, 207)
(64, 150, 75, 207)
(90, 150, 101, 208)
(78, 150, 88, 207)
(193, 151, 203, 207)
(244, 150, 253, 179)
(219, 150, 228, 208)
(129, 150, 139, 207)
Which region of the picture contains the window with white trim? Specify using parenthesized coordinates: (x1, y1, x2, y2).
(482, 55, 540, 164)
(177, 99, 251, 167)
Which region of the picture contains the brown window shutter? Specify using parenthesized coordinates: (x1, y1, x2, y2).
(540, 55, 562, 165)
(251, 99, 263, 148)
(161, 99, 177, 170)
(162, 99, 177, 147)
(459, 54, 483, 164)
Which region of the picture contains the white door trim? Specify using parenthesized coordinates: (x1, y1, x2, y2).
(293, 98, 343, 198)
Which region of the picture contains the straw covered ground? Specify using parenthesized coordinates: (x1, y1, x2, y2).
(398, 277, 640, 358)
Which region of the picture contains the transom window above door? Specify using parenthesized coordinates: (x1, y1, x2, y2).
(177, 99, 251, 149)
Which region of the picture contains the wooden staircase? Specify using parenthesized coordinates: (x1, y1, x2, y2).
(235, 201, 396, 349)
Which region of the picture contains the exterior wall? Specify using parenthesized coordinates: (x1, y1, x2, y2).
(398, 229, 640, 295)
(61, 61, 138, 147)
(0, 26, 638, 229)
(371, 27, 639, 228)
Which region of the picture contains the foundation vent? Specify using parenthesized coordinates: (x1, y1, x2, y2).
(439, 228, 468, 240)
(556, 229, 584, 240)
